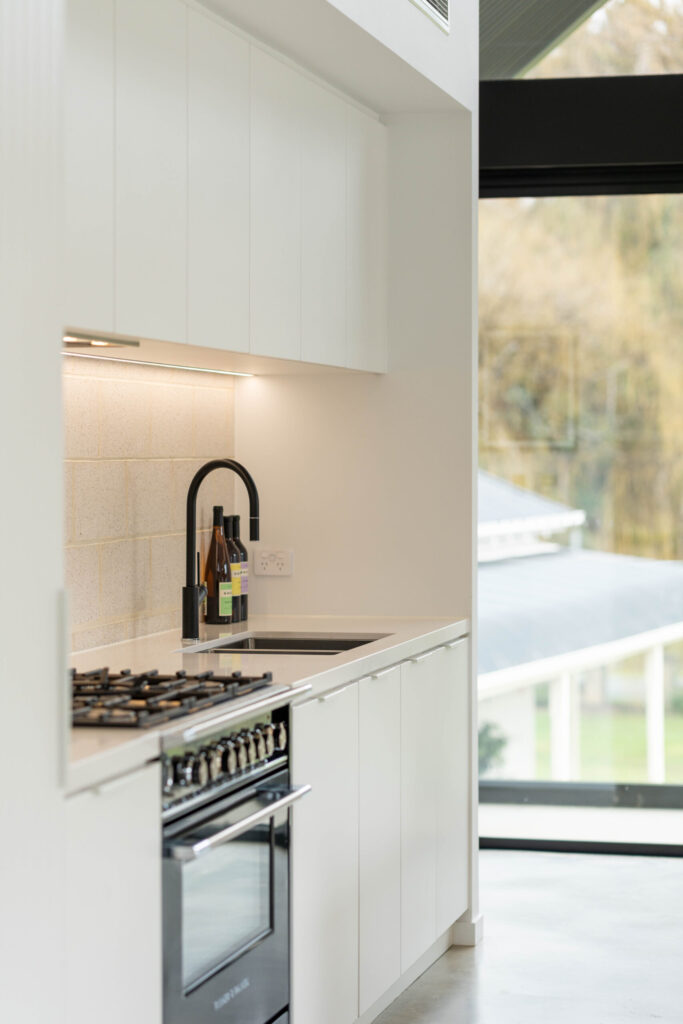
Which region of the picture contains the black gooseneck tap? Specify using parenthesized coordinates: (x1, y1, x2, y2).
(182, 459, 260, 641)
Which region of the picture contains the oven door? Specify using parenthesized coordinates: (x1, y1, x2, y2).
(163, 772, 310, 1024)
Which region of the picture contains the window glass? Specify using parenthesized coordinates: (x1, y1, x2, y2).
(478, 194, 683, 800)
(527, 0, 683, 79)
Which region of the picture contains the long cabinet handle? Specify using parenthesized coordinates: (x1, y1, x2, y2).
(370, 666, 397, 679)
(444, 637, 467, 650)
(409, 647, 443, 664)
(319, 683, 355, 703)
(167, 784, 312, 862)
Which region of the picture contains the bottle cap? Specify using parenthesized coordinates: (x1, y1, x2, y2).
(223, 514, 234, 539)
(212, 505, 224, 528)
(233, 514, 241, 535)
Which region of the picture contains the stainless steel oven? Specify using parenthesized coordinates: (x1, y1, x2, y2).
(161, 708, 309, 1024)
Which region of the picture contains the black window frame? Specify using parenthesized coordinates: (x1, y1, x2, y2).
(478, 73, 683, 852)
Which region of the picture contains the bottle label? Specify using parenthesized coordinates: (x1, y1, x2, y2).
(241, 561, 249, 594)
(231, 563, 242, 597)
(219, 581, 232, 618)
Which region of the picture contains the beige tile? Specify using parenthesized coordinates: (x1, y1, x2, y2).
(127, 460, 175, 536)
(98, 377, 151, 458)
(64, 463, 75, 544)
(63, 375, 99, 458)
(132, 609, 180, 638)
(150, 533, 185, 611)
(149, 384, 195, 458)
(100, 538, 151, 619)
(65, 545, 100, 628)
(73, 461, 127, 541)
(171, 460, 201, 532)
(71, 619, 134, 654)
(193, 384, 234, 458)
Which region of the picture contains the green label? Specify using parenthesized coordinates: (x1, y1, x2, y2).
(219, 581, 232, 618)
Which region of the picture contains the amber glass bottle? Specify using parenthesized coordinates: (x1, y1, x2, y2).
(224, 514, 242, 624)
(205, 506, 232, 624)
(233, 514, 248, 621)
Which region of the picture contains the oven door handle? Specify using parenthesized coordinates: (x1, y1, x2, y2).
(166, 784, 312, 862)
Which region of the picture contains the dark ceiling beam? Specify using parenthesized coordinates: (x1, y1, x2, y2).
(480, 75, 683, 196)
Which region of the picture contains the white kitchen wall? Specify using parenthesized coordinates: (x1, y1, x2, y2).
(63, 356, 236, 650)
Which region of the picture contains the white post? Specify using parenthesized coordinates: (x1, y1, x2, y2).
(645, 644, 666, 784)
(549, 672, 573, 781)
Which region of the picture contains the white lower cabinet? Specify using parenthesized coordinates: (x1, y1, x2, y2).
(359, 666, 402, 1014)
(400, 641, 470, 967)
(291, 683, 360, 1024)
(292, 636, 470, 1024)
(66, 763, 162, 1024)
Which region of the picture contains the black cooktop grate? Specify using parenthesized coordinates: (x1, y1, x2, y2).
(71, 667, 272, 727)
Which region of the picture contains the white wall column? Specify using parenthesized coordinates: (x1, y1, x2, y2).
(645, 644, 666, 784)
(549, 672, 575, 781)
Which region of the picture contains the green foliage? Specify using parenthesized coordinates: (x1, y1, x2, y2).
(479, 721, 508, 775)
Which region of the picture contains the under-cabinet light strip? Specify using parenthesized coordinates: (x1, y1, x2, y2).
(62, 351, 254, 377)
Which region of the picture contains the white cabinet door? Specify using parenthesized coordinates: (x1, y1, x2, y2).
(64, 0, 115, 331)
(187, 10, 249, 353)
(400, 651, 438, 969)
(66, 764, 162, 1024)
(359, 666, 402, 1015)
(115, 0, 187, 343)
(435, 639, 469, 935)
(250, 49, 302, 360)
(346, 107, 388, 372)
(301, 82, 347, 367)
(400, 640, 470, 969)
(291, 685, 359, 1024)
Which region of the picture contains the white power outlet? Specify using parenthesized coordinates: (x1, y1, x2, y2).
(253, 548, 294, 576)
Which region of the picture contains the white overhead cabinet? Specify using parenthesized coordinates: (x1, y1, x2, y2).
(64, 5, 388, 371)
(187, 8, 250, 352)
(64, 0, 115, 332)
(115, 0, 187, 344)
(291, 637, 469, 1024)
(347, 107, 388, 373)
(250, 50, 304, 361)
(66, 764, 162, 1024)
(300, 83, 348, 367)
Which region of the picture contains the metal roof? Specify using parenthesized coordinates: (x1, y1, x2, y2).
(480, 0, 607, 80)
(478, 548, 683, 673)
(478, 469, 581, 527)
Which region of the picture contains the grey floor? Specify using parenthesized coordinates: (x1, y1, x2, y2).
(376, 850, 683, 1024)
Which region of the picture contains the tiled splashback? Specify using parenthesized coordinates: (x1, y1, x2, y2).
(63, 356, 237, 651)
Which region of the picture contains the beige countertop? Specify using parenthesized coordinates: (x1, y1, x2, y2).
(68, 613, 469, 793)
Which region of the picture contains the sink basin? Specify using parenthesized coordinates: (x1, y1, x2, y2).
(206, 632, 388, 655)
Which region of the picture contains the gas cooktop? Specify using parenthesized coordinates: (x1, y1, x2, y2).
(70, 667, 273, 728)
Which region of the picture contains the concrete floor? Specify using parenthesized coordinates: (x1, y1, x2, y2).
(376, 850, 683, 1024)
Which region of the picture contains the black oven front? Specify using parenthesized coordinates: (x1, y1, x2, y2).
(161, 713, 309, 1024)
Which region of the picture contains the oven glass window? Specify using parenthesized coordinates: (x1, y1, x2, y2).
(181, 824, 272, 991)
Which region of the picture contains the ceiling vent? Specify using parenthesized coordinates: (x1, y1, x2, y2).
(412, 0, 450, 31)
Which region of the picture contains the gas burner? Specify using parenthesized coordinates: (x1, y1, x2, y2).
(71, 667, 273, 727)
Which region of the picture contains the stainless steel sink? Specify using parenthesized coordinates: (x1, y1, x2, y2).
(204, 632, 388, 655)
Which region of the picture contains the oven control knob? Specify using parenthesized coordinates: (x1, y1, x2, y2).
(234, 735, 249, 772)
(261, 724, 275, 758)
(221, 738, 239, 776)
(242, 730, 258, 767)
(206, 745, 222, 782)
(192, 753, 209, 788)
(162, 757, 175, 793)
(176, 754, 193, 786)
(275, 722, 287, 753)
(252, 726, 267, 762)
